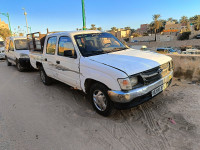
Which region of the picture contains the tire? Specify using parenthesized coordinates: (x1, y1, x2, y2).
(90, 83, 114, 116)
(39, 66, 52, 85)
(16, 59, 24, 72)
(6, 57, 11, 66)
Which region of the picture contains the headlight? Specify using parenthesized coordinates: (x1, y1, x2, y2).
(20, 54, 29, 58)
(129, 76, 138, 87)
(118, 78, 132, 90)
(118, 76, 138, 90)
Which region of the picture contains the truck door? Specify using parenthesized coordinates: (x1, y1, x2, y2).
(56, 36, 80, 88)
(42, 36, 58, 78)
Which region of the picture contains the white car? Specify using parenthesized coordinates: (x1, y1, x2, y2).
(5, 36, 30, 71)
(0, 41, 5, 59)
(29, 30, 173, 116)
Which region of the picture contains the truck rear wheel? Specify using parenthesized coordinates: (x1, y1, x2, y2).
(40, 66, 52, 85)
(90, 83, 114, 116)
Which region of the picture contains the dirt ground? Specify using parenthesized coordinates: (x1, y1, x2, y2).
(0, 60, 200, 150)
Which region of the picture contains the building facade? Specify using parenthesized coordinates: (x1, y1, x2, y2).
(0, 18, 9, 29)
(135, 24, 149, 34)
(110, 29, 131, 39)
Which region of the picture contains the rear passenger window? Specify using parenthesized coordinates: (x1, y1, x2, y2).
(46, 37, 57, 55)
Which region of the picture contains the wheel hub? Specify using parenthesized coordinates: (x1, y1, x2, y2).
(93, 90, 107, 111)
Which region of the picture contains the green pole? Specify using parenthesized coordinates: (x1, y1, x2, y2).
(0, 12, 12, 33)
(81, 0, 86, 30)
(7, 13, 12, 34)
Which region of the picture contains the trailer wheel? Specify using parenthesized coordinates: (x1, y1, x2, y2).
(40, 66, 52, 85)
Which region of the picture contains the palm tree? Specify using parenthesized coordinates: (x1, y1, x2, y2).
(111, 27, 117, 31)
(153, 14, 161, 41)
(180, 16, 188, 26)
(167, 17, 178, 24)
(97, 27, 102, 31)
(124, 27, 131, 30)
(90, 24, 97, 30)
(168, 17, 173, 21)
(193, 15, 200, 30)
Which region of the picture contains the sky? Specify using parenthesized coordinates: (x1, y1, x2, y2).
(0, 0, 200, 34)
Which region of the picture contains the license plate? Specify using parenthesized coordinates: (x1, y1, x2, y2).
(152, 85, 163, 97)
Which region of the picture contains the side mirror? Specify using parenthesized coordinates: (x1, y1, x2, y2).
(64, 50, 77, 58)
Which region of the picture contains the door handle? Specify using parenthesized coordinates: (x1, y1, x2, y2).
(56, 60, 60, 64)
(44, 58, 47, 61)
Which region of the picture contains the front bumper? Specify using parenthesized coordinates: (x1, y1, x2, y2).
(19, 58, 31, 68)
(0, 54, 5, 59)
(108, 71, 173, 107)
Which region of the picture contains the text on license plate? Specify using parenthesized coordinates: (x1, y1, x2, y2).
(152, 85, 163, 97)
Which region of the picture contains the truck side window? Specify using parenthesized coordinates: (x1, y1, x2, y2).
(9, 40, 14, 51)
(46, 36, 57, 55)
(58, 36, 76, 57)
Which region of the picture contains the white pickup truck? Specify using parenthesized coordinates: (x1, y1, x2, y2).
(5, 36, 30, 71)
(29, 30, 173, 116)
(0, 41, 5, 59)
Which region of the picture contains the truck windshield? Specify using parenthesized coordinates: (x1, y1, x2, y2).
(14, 39, 29, 50)
(74, 33, 127, 57)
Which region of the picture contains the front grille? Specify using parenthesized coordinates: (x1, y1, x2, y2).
(140, 62, 170, 85)
(141, 67, 161, 85)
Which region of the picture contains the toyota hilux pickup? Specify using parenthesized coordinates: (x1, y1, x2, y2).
(5, 36, 30, 71)
(29, 30, 173, 116)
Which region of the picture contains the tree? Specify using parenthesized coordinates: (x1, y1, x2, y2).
(0, 28, 11, 40)
(130, 29, 135, 34)
(168, 17, 173, 21)
(90, 24, 97, 30)
(132, 33, 141, 37)
(180, 16, 188, 26)
(167, 17, 178, 24)
(124, 27, 131, 30)
(97, 27, 102, 31)
(193, 15, 200, 30)
(111, 27, 117, 31)
(152, 14, 161, 41)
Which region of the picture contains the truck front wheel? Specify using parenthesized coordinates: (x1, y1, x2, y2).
(39, 66, 52, 85)
(6, 57, 11, 66)
(90, 83, 114, 116)
(16, 59, 24, 72)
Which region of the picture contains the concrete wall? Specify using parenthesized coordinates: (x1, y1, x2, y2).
(130, 34, 176, 42)
(128, 39, 200, 51)
(167, 54, 200, 81)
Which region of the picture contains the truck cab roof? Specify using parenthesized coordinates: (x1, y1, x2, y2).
(46, 30, 102, 37)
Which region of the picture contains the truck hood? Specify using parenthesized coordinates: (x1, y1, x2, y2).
(88, 49, 172, 76)
(16, 50, 29, 55)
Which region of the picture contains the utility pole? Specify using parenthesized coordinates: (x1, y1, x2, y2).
(81, 0, 86, 30)
(0, 12, 12, 33)
(22, 8, 29, 34)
